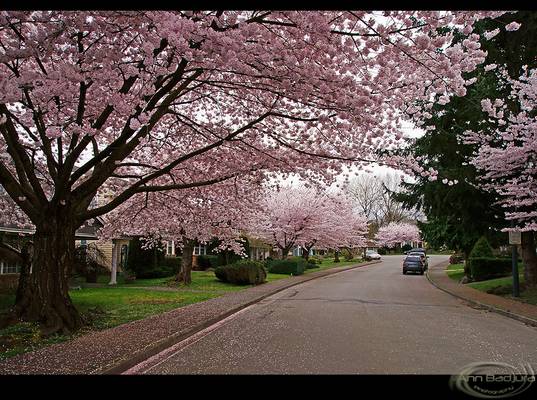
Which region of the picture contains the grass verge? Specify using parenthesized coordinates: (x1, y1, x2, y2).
(445, 262, 536, 306)
(0, 257, 365, 361)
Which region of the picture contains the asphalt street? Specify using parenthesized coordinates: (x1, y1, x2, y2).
(136, 255, 537, 374)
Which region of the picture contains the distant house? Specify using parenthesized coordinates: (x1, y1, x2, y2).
(161, 235, 274, 266)
(247, 236, 273, 261)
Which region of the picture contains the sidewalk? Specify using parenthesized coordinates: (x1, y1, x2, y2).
(0, 260, 379, 375)
(427, 261, 537, 328)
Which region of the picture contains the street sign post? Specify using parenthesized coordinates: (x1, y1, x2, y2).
(509, 225, 520, 297)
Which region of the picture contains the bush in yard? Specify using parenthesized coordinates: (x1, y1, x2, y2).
(466, 236, 496, 278)
(214, 260, 267, 285)
(468, 257, 512, 281)
(469, 236, 494, 258)
(449, 253, 465, 264)
(402, 244, 413, 253)
(161, 256, 182, 274)
(131, 256, 179, 280)
(288, 256, 316, 269)
(342, 249, 354, 261)
(309, 256, 323, 264)
(215, 250, 242, 267)
(126, 237, 166, 279)
(266, 258, 306, 275)
(196, 255, 220, 270)
(306, 261, 317, 269)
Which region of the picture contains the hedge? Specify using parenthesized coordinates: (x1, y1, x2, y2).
(468, 257, 512, 281)
(214, 260, 267, 285)
(287, 256, 316, 270)
(196, 255, 220, 270)
(266, 258, 306, 275)
(162, 256, 182, 270)
(126, 237, 167, 279)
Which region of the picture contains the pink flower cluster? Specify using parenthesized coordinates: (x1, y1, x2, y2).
(463, 67, 537, 231)
(0, 11, 503, 233)
(375, 222, 421, 248)
(248, 185, 368, 254)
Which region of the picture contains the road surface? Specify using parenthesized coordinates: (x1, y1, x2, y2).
(134, 255, 537, 374)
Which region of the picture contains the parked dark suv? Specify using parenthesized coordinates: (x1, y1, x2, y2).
(406, 251, 428, 270)
(402, 255, 426, 275)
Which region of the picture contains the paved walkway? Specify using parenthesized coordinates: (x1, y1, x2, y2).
(427, 261, 537, 327)
(0, 260, 379, 374)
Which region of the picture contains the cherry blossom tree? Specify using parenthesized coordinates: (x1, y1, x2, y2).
(375, 221, 421, 248)
(248, 185, 368, 259)
(101, 176, 263, 285)
(0, 10, 501, 333)
(463, 67, 537, 286)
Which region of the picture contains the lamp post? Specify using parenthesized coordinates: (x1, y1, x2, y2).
(509, 221, 520, 297)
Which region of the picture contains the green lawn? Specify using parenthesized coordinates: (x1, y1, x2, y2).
(445, 262, 536, 306)
(0, 257, 365, 361)
(446, 263, 466, 282)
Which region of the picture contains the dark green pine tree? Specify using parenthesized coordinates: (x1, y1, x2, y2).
(394, 12, 537, 268)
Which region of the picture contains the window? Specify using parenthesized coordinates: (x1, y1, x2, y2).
(1, 261, 21, 274)
(166, 241, 174, 256)
(193, 245, 206, 256)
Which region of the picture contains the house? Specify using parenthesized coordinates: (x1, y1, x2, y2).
(247, 236, 273, 261)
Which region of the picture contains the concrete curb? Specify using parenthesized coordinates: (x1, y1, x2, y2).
(99, 259, 381, 374)
(426, 261, 537, 328)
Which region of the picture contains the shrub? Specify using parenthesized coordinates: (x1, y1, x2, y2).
(468, 257, 512, 281)
(132, 256, 180, 279)
(309, 256, 323, 264)
(266, 258, 306, 275)
(377, 248, 387, 255)
(214, 260, 266, 285)
(196, 255, 219, 270)
(469, 236, 494, 258)
(162, 256, 182, 274)
(126, 237, 166, 278)
(449, 253, 464, 264)
(136, 266, 168, 279)
(342, 249, 354, 261)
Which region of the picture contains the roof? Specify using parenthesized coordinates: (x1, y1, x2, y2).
(0, 218, 104, 240)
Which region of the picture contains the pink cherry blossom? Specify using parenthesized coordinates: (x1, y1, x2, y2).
(247, 185, 368, 257)
(505, 21, 521, 31)
(375, 222, 421, 248)
(463, 67, 537, 231)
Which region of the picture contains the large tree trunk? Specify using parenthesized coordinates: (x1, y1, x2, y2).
(14, 217, 83, 335)
(334, 250, 340, 263)
(302, 242, 314, 261)
(176, 238, 194, 285)
(521, 231, 537, 288)
(280, 245, 293, 260)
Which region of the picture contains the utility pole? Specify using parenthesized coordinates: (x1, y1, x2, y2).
(509, 221, 520, 297)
